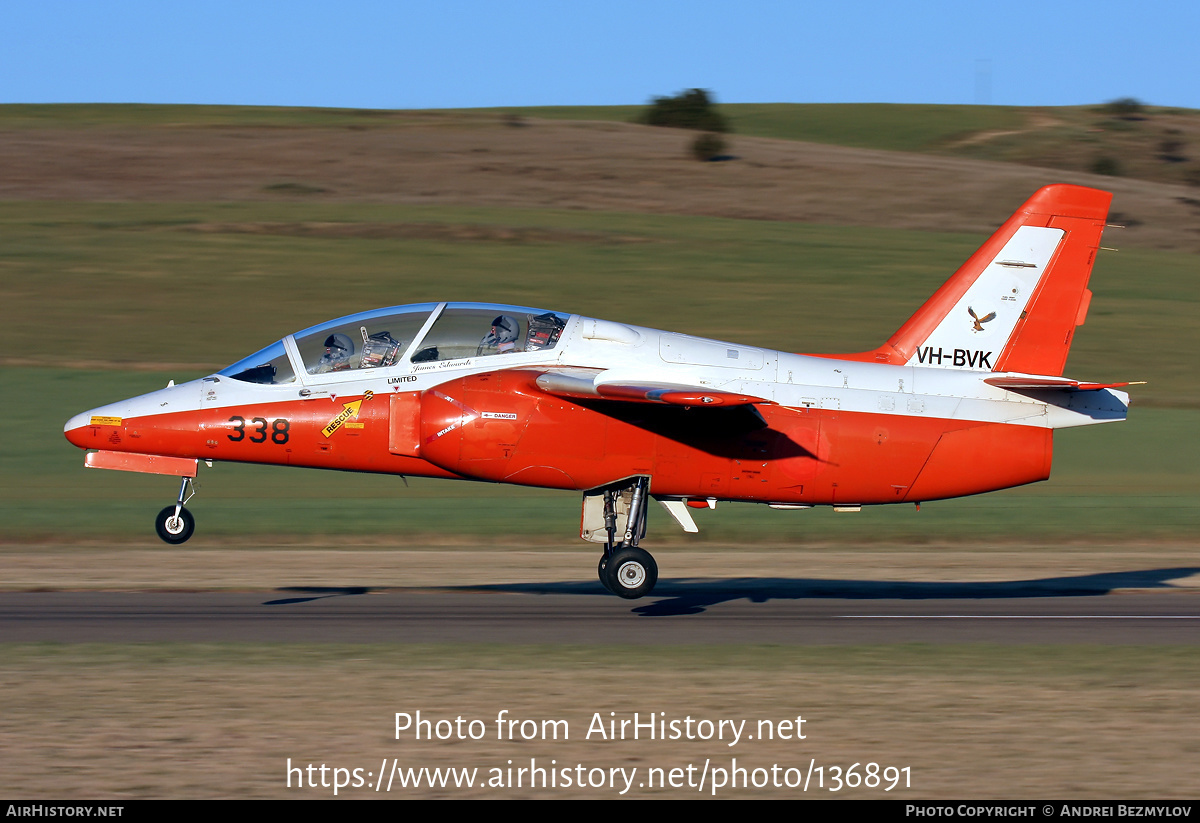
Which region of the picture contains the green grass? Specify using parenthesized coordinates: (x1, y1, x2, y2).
(3, 201, 1196, 405)
(720, 103, 1025, 152)
(2, 192, 1196, 542)
(4, 365, 1196, 542)
(3, 201, 1196, 541)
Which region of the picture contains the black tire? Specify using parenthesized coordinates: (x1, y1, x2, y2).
(155, 506, 195, 545)
(598, 554, 613, 593)
(603, 547, 658, 599)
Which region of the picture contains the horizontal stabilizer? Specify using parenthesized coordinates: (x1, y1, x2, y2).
(985, 374, 1144, 392)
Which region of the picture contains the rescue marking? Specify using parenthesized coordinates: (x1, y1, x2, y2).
(90, 416, 122, 426)
(322, 390, 374, 438)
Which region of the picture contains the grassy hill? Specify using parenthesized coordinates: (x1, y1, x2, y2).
(4, 101, 1198, 187)
(497, 101, 1200, 187)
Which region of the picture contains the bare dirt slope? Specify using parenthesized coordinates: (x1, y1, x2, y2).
(2, 116, 1197, 250)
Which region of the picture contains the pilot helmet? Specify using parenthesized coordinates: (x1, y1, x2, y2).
(482, 315, 520, 350)
(318, 332, 355, 371)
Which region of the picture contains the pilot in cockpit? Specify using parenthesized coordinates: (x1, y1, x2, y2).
(478, 315, 521, 355)
(314, 333, 355, 373)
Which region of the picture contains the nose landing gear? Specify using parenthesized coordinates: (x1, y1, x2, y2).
(155, 476, 197, 545)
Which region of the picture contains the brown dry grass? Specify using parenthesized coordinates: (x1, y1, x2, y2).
(2, 116, 1198, 251)
(3, 642, 1198, 798)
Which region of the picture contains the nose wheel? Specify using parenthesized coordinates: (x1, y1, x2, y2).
(155, 505, 195, 544)
(155, 475, 197, 544)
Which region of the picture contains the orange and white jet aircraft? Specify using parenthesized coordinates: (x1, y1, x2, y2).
(65, 184, 1134, 598)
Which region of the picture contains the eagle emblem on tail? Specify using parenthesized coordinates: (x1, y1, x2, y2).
(968, 306, 996, 332)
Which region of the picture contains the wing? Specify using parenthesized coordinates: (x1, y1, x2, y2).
(533, 367, 770, 407)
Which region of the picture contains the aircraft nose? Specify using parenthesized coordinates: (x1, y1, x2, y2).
(63, 381, 197, 450)
(64, 410, 95, 449)
(65, 407, 128, 449)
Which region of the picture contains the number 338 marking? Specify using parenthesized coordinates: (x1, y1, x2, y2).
(227, 416, 289, 445)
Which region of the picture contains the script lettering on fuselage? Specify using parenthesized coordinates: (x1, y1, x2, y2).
(915, 347, 994, 369)
(412, 358, 473, 373)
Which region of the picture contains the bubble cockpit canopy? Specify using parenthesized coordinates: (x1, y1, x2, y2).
(218, 302, 570, 385)
(219, 340, 296, 385)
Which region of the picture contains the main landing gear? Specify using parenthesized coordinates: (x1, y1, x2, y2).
(155, 476, 197, 545)
(592, 477, 659, 599)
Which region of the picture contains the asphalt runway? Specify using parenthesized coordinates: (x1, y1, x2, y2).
(3, 570, 1199, 644)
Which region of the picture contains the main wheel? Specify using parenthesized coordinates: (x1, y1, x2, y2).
(598, 553, 613, 593)
(155, 506, 195, 545)
(603, 547, 658, 599)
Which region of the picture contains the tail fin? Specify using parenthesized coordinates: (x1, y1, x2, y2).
(848, 185, 1112, 376)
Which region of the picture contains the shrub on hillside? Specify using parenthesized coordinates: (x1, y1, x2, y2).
(690, 132, 728, 161)
(1158, 135, 1187, 163)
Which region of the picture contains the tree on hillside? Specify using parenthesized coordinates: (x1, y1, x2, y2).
(1103, 97, 1146, 120)
(639, 88, 730, 133)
